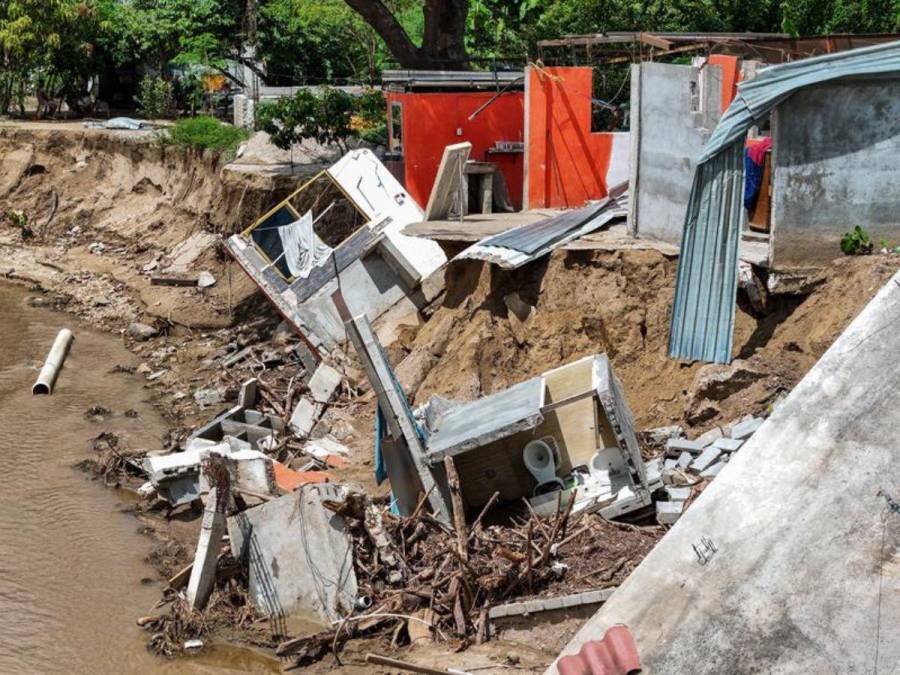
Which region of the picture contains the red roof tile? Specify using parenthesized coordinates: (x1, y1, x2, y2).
(557, 625, 641, 675)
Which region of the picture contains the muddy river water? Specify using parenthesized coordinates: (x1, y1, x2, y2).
(0, 284, 279, 674)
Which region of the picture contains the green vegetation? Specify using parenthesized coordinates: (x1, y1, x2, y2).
(136, 75, 175, 119)
(3, 1, 900, 118)
(256, 85, 386, 152)
(166, 115, 250, 154)
(841, 226, 874, 255)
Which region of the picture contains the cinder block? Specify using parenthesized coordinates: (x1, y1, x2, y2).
(701, 459, 727, 478)
(676, 452, 693, 469)
(729, 416, 764, 440)
(290, 398, 319, 438)
(667, 438, 705, 455)
(695, 426, 724, 447)
(665, 486, 692, 502)
(664, 458, 678, 470)
(712, 437, 744, 452)
(656, 500, 684, 525)
(691, 446, 723, 473)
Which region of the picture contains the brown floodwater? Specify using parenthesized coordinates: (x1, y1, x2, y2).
(0, 283, 281, 674)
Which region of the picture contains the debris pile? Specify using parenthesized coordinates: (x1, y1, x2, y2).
(273, 490, 661, 666)
(646, 415, 765, 525)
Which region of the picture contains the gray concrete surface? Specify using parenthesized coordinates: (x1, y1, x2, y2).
(629, 62, 723, 244)
(548, 270, 900, 674)
(771, 78, 900, 267)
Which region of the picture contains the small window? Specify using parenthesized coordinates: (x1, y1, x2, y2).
(389, 101, 403, 154)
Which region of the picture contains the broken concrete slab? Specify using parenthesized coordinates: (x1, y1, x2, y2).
(289, 398, 320, 438)
(199, 448, 276, 498)
(550, 270, 900, 674)
(690, 446, 722, 473)
(729, 416, 764, 440)
(308, 363, 342, 404)
(166, 231, 218, 272)
(655, 500, 683, 525)
(228, 484, 358, 624)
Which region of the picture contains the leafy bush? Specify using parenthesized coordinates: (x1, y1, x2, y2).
(256, 86, 384, 152)
(166, 115, 249, 155)
(136, 75, 174, 119)
(840, 226, 873, 255)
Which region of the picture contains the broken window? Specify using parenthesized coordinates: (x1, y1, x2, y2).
(247, 174, 368, 281)
(389, 101, 403, 155)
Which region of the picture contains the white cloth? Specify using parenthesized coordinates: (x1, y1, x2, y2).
(278, 210, 332, 279)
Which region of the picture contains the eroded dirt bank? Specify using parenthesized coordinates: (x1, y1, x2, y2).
(1, 123, 897, 671)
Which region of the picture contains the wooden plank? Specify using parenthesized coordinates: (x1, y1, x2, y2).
(150, 274, 197, 287)
(424, 142, 471, 222)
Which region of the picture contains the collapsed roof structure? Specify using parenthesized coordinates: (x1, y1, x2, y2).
(668, 40, 900, 364)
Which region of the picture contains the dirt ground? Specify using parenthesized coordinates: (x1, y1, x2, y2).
(1, 122, 898, 672)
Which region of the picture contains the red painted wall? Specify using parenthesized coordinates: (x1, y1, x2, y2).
(708, 54, 741, 112)
(526, 66, 616, 209)
(385, 90, 525, 210)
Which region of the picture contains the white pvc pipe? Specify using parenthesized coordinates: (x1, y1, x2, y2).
(32, 329, 74, 395)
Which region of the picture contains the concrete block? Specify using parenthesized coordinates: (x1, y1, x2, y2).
(289, 398, 319, 438)
(666, 438, 705, 455)
(701, 459, 727, 478)
(186, 487, 226, 610)
(308, 363, 342, 404)
(695, 426, 724, 447)
(228, 483, 357, 623)
(665, 486, 692, 502)
(664, 458, 678, 470)
(645, 425, 684, 446)
(676, 452, 693, 469)
(238, 378, 259, 408)
(644, 457, 663, 486)
(729, 416, 764, 440)
(691, 446, 723, 473)
(712, 437, 744, 453)
(656, 500, 684, 525)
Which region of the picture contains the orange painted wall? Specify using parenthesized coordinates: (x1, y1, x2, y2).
(526, 66, 618, 209)
(385, 90, 525, 210)
(708, 54, 741, 112)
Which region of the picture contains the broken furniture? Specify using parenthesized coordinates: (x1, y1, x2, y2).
(226, 149, 447, 353)
(345, 311, 656, 526)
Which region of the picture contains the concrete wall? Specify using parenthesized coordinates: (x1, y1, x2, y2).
(628, 62, 723, 244)
(549, 270, 900, 674)
(771, 77, 900, 267)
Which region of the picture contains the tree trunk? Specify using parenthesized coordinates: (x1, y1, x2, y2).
(343, 0, 469, 70)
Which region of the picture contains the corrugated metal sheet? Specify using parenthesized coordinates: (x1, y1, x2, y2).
(668, 142, 744, 363)
(669, 39, 900, 364)
(457, 194, 628, 269)
(556, 624, 640, 675)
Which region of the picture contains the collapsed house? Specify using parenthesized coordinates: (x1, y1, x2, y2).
(344, 310, 660, 526)
(226, 149, 447, 352)
(663, 40, 900, 363)
(550, 270, 900, 674)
